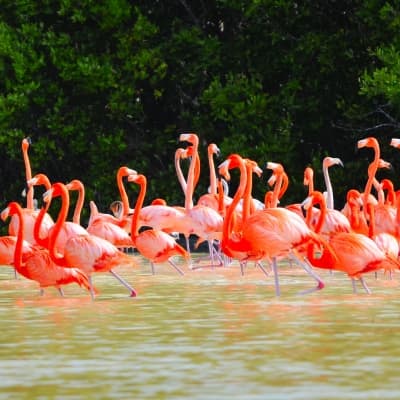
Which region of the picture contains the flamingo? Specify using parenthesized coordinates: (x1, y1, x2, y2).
(8, 138, 42, 244)
(219, 154, 269, 276)
(44, 182, 138, 299)
(304, 191, 400, 293)
(128, 173, 189, 275)
(179, 133, 224, 267)
(1, 202, 92, 296)
(219, 154, 325, 296)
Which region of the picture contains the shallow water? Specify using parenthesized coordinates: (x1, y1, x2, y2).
(0, 255, 399, 399)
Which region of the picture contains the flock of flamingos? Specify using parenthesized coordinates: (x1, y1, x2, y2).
(1, 133, 400, 299)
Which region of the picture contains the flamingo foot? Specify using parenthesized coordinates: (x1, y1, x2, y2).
(130, 290, 138, 297)
(297, 280, 325, 295)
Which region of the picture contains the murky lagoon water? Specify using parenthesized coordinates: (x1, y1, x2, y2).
(0, 254, 399, 399)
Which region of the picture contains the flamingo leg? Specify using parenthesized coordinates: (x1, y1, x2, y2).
(168, 259, 185, 275)
(240, 261, 245, 276)
(351, 279, 358, 293)
(58, 287, 65, 297)
(292, 254, 325, 295)
(88, 276, 96, 300)
(109, 269, 137, 297)
(359, 276, 371, 294)
(271, 257, 280, 296)
(256, 261, 270, 277)
(150, 262, 156, 275)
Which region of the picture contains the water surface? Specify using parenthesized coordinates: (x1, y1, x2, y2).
(0, 256, 399, 399)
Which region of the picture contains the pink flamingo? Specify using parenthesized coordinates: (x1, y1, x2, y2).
(219, 154, 325, 296)
(44, 182, 137, 299)
(128, 173, 189, 275)
(179, 133, 224, 267)
(305, 191, 400, 293)
(1, 202, 92, 296)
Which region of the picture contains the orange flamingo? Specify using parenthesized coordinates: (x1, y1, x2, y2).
(219, 154, 325, 296)
(305, 191, 400, 293)
(45, 182, 137, 298)
(1, 202, 92, 296)
(128, 173, 189, 275)
(219, 154, 269, 276)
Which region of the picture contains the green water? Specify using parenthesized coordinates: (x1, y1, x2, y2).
(0, 256, 399, 399)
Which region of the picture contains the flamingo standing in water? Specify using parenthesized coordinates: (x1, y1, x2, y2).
(128, 173, 189, 275)
(44, 182, 138, 299)
(219, 154, 325, 296)
(304, 190, 400, 293)
(1, 202, 92, 296)
(179, 133, 224, 267)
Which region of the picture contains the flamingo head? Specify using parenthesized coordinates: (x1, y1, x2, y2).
(377, 159, 391, 170)
(66, 179, 84, 192)
(303, 167, 314, 185)
(246, 159, 263, 178)
(208, 143, 221, 157)
(1, 202, 21, 221)
(390, 138, 400, 149)
(128, 173, 146, 185)
(357, 137, 379, 150)
(322, 157, 343, 168)
(109, 200, 123, 218)
(218, 154, 244, 181)
(118, 166, 138, 178)
(21, 137, 31, 151)
(179, 133, 199, 146)
(266, 162, 284, 173)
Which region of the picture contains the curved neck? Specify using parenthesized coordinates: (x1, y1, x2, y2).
(208, 145, 217, 195)
(185, 138, 199, 210)
(271, 172, 283, 208)
(242, 161, 254, 222)
(223, 157, 247, 241)
(33, 203, 50, 248)
(366, 203, 375, 238)
(117, 168, 131, 217)
(71, 182, 85, 225)
(22, 139, 34, 209)
(304, 167, 314, 196)
(323, 162, 334, 210)
(306, 191, 327, 233)
(175, 149, 188, 195)
(363, 142, 380, 210)
(13, 203, 25, 270)
(307, 239, 336, 269)
(48, 184, 70, 266)
(131, 176, 146, 240)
